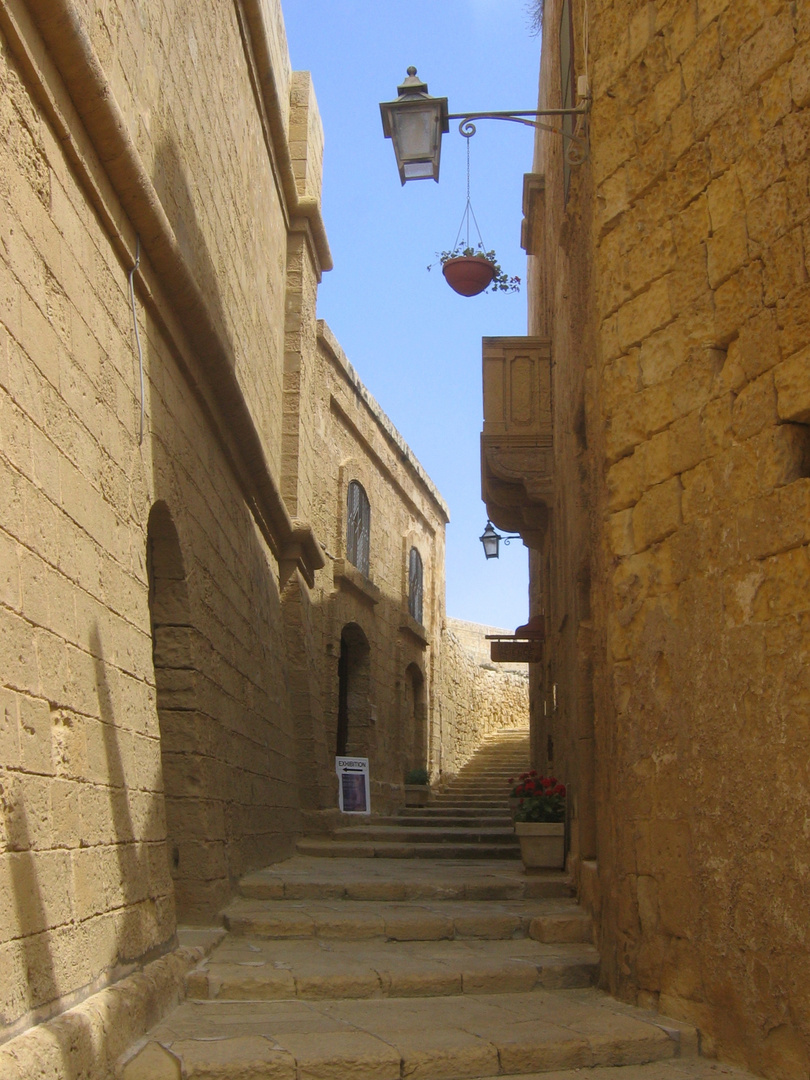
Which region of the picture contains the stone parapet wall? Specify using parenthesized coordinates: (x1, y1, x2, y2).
(437, 619, 529, 780)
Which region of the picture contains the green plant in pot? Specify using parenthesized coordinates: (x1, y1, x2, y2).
(429, 135, 522, 297)
(404, 766, 430, 807)
(431, 245, 520, 297)
(405, 767, 429, 785)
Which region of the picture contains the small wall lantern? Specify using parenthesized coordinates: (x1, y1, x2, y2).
(479, 520, 521, 560)
(379, 67, 449, 185)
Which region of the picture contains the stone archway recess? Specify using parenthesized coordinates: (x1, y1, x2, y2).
(336, 623, 371, 758)
(146, 502, 199, 921)
(404, 662, 427, 772)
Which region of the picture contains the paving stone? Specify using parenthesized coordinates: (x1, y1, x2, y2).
(472, 1064, 756, 1080)
(187, 936, 599, 1001)
(223, 896, 584, 941)
(240, 857, 573, 901)
(296, 839, 521, 860)
(133, 990, 701, 1078)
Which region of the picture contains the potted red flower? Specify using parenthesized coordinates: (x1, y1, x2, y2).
(510, 771, 566, 869)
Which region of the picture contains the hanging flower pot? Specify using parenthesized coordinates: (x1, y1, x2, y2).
(431, 246, 521, 297)
(427, 137, 520, 298)
(442, 254, 497, 296)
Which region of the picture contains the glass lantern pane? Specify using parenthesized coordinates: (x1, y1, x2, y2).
(391, 106, 436, 160)
(403, 161, 435, 179)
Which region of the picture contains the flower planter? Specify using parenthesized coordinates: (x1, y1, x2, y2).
(442, 256, 496, 297)
(514, 821, 565, 869)
(404, 784, 430, 807)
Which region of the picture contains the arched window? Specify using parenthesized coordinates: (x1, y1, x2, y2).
(346, 481, 370, 576)
(408, 546, 423, 624)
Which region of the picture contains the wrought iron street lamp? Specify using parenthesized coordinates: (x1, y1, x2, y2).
(379, 68, 449, 185)
(479, 521, 521, 560)
(381, 67, 590, 184)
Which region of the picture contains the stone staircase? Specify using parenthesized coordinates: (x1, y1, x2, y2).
(297, 728, 529, 860)
(118, 732, 759, 1080)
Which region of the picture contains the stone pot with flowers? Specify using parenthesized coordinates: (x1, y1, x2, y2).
(508, 771, 566, 869)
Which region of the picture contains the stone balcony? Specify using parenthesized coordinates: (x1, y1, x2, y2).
(481, 336, 554, 548)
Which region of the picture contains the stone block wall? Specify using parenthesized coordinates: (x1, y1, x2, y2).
(0, 0, 323, 1037)
(529, 0, 810, 1074)
(304, 325, 448, 811)
(438, 619, 530, 780)
(0, 0, 455, 1055)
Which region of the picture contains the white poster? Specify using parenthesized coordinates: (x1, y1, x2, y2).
(335, 756, 371, 814)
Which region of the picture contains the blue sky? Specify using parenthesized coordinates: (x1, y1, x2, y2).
(282, 1, 541, 630)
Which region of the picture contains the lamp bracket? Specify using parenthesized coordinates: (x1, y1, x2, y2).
(447, 103, 590, 166)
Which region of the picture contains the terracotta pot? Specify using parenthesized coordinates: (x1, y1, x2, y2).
(514, 821, 565, 869)
(442, 256, 496, 297)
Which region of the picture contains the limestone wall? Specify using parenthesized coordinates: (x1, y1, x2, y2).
(0, 0, 321, 1037)
(0, 0, 449, 1053)
(529, 1, 810, 1074)
(438, 619, 529, 780)
(302, 324, 449, 811)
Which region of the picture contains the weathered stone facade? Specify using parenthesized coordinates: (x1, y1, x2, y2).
(0, 0, 529, 1065)
(510, 0, 810, 1075)
(0, 0, 330, 1040)
(301, 323, 449, 812)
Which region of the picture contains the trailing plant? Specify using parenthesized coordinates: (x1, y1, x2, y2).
(508, 770, 566, 822)
(429, 246, 520, 293)
(405, 767, 429, 785)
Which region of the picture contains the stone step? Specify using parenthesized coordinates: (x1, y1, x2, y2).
(222, 896, 592, 942)
(456, 1064, 759, 1080)
(438, 790, 513, 797)
(397, 806, 510, 818)
(428, 806, 510, 812)
(120, 989, 699, 1079)
(296, 838, 520, 860)
(332, 825, 519, 845)
(441, 777, 514, 783)
(239, 856, 573, 901)
(377, 814, 513, 828)
(433, 795, 511, 803)
(432, 792, 510, 799)
(186, 937, 600, 1001)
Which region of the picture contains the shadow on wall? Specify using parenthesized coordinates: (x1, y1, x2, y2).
(3, 778, 59, 1035)
(145, 134, 302, 921)
(151, 136, 233, 364)
(0, 622, 171, 1067)
(89, 624, 174, 963)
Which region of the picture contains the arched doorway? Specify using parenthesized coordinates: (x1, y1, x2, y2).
(146, 502, 196, 919)
(404, 663, 427, 772)
(336, 624, 371, 757)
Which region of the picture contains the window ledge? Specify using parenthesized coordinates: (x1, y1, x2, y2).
(399, 613, 430, 646)
(333, 558, 380, 606)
